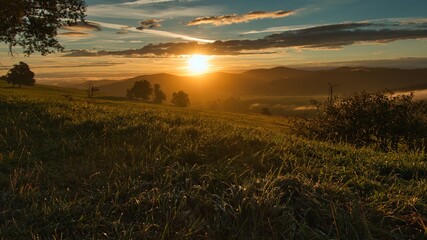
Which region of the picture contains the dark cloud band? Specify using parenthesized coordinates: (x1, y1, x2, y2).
(64, 21, 427, 57)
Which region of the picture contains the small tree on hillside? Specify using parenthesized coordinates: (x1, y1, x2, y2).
(3, 62, 35, 87)
(153, 83, 166, 104)
(126, 80, 153, 101)
(171, 91, 190, 107)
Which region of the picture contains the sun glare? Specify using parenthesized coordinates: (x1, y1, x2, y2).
(187, 54, 210, 75)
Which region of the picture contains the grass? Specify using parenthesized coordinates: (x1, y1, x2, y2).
(1, 82, 426, 239)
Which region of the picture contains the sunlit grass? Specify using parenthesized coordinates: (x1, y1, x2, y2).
(0, 83, 426, 239)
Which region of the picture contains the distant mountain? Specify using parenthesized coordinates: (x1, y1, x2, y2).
(61, 79, 116, 90)
(242, 67, 314, 81)
(98, 72, 260, 101)
(91, 67, 427, 100)
(257, 67, 427, 96)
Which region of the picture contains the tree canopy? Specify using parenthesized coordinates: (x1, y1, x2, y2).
(171, 91, 190, 107)
(0, 0, 86, 55)
(127, 80, 153, 101)
(3, 61, 35, 87)
(153, 84, 166, 104)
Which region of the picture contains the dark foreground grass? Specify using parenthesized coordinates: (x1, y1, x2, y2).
(0, 85, 426, 239)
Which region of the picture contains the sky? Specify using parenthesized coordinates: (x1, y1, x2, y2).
(1, 0, 427, 83)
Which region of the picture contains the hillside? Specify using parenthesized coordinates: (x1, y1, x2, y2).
(87, 67, 427, 100)
(97, 72, 261, 101)
(258, 67, 427, 96)
(0, 83, 426, 239)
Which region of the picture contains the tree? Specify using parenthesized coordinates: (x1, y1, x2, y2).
(0, 0, 86, 55)
(126, 80, 153, 101)
(153, 84, 166, 104)
(171, 91, 190, 107)
(3, 61, 35, 87)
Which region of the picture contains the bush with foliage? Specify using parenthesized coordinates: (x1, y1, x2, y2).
(293, 90, 427, 151)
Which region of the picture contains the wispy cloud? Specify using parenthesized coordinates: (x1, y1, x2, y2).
(120, 0, 178, 6)
(137, 19, 162, 30)
(244, 17, 427, 35)
(60, 32, 91, 37)
(187, 10, 297, 26)
(243, 24, 321, 35)
(87, 4, 223, 20)
(61, 21, 101, 32)
(64, 21, 427, 57)
(59, 21, 101, 39)
(90, 20, 213, 43)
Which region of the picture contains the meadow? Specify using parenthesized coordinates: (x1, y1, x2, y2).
(0, 82, 426, 239)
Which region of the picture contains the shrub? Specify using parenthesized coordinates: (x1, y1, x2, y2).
(293, 90, 427, 151)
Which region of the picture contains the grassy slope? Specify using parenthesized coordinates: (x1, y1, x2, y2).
(0, 82, 426, 239)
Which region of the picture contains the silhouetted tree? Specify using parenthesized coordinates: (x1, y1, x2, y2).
(0, 0, 87, 55)
(153, 83, 166, 104)
(171, 91, 190, 107)
(127, 80, 153, 101)
(3, 62, 35, 87)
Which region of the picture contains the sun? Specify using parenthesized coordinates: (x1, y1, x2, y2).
(187, 54, 210, 75)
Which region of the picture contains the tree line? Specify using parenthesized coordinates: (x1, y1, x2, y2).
(126, 80, 190, 107)
(1, 62, 190, 108)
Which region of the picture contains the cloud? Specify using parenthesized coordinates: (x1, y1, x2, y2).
(120, 0, 178, 5)
(59, 21, 100, 39)
(244, 17, 427, 35)
(61, 21, 101, 32)
(243, 24, 325, 35)
(59, 32, 91, 37)
(31, 62, 124, 69)
(87, 4, 223, 20)
(137, 19, 162, 30)
(64, 21, 427, 57)
(116, 27, 130, 34)
(187, 10, 297, 26)
(90, 20, 213, 42)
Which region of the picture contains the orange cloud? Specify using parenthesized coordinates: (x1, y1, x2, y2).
(187, 10, 296, 26)
(59, 32, 91, 37)
(61, 21, 101, 32)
